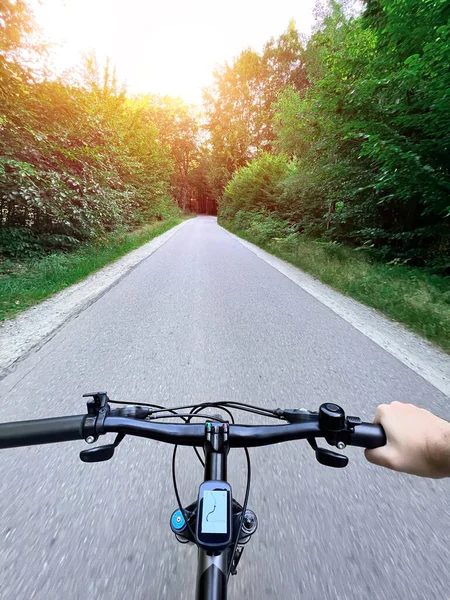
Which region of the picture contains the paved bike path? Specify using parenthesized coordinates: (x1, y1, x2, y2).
(0, 216, 449, 599)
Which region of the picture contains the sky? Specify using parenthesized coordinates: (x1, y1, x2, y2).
(32, 0, 317, 105)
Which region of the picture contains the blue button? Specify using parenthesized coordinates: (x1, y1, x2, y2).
(171, 509, 185, 531)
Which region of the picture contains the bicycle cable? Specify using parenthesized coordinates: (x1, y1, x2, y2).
(227, 447, 251, 580)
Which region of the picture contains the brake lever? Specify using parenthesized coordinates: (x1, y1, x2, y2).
(307, 438, 348, 468)
(79, 432, 125, 463)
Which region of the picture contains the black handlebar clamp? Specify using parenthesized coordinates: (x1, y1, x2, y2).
(80, 392, 127, 463)
(82, 392, 110, 442)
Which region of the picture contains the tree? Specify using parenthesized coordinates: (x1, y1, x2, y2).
(143, 96, 199, 211)
(203, 23, 307, 198)
(189, 150, 216, 214)
(0, 39, 178, 248)
(220, 0, 450, 271)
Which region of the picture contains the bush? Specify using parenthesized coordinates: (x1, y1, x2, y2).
(221, 153, 290, 220)
(222, 209, 293, 244)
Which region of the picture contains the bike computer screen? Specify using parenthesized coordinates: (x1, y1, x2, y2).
(196, 481, 232, 551)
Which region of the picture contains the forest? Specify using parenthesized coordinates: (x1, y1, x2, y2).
(212, 1, 450, 274)
(1, 0, 449, 346)
(0, 2, 206, 256)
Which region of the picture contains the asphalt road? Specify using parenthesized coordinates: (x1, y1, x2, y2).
(1, 216, 449, 600)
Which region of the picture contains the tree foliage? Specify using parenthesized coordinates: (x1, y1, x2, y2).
(203, 23, 307, 195)
(218, 0, 450, 272)
(3, 0, 450, 273)
(143, 95, 200, 211)
(221, 153, 290, 220)
(0, 3, 194, 258)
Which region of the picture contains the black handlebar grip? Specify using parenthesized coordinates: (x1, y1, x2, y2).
(349, 423, 386, 449)
(0, 415, 86, 449)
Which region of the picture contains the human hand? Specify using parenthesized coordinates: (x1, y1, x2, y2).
(365, 401, 450, 478)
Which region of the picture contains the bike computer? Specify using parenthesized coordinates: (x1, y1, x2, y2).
(196, 480, 232, 552)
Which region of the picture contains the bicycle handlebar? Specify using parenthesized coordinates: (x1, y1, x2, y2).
(104, 417, 385, 448)
(0, 413, 386, 450)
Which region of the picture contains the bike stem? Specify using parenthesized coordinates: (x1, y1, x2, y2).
(204, 422, 229, 481)
(196, 422, 230, 600)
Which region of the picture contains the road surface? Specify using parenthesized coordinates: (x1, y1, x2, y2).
(1, 216, 449, 600)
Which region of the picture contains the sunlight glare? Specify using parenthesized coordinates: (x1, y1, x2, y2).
(32, 0, 316, 104)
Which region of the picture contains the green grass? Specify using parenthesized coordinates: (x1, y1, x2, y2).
(0, 217, 182, 321)
(221, 219, 450, 354)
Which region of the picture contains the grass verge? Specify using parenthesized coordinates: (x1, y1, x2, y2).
(0, 217, 182, 321)
(221, 219, 450, 354)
